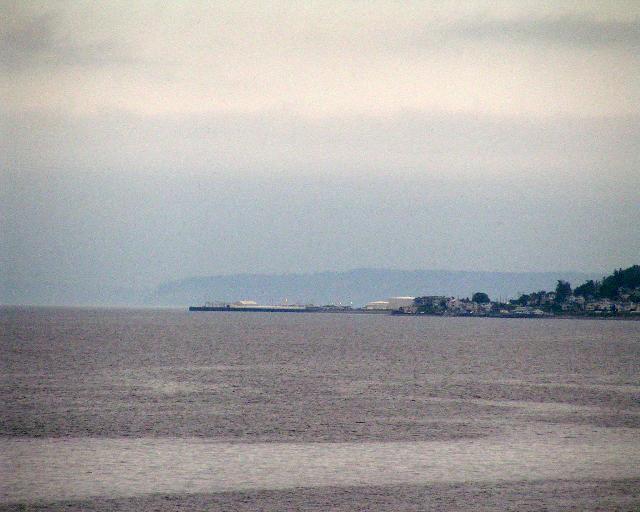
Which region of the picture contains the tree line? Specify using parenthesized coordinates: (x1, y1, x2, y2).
(513, 264, 640, 306)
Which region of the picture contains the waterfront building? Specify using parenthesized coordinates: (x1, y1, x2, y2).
(365, 300, 391, 310)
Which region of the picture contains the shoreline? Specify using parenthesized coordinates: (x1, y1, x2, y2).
(188, 307, 640, 320)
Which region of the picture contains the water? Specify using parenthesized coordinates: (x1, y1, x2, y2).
(1, 307, 639, 510)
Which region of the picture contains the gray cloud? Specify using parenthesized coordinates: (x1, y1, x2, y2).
(1, 10, 57, 68)
(1, 7, 129, 71)
(442, 16, 640, 48)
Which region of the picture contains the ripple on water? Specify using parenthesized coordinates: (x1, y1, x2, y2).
(2, 425, 639, 504)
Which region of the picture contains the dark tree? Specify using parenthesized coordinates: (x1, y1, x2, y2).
(555, 280, 572, 303)
(598, 265, 640, 299)
(572, 265, 640, 300)
(472, 292, 490, 303)
(414, 296, 447, 314)
(574, 280, 598, 298)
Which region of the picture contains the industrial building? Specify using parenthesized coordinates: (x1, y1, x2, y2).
(364, 297, 415, 311)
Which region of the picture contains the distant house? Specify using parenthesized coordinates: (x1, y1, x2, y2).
(479, 303, 493, 313)
(416, 296, 447, 306)
(539, 292, 556, 305)
(616, 302, 634, 312)
(415, 296, 448, 314)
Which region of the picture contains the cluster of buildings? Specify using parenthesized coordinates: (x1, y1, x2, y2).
(365, 295, 514, 315)
(510, 287, 640, 316)
(365, 295, 504, 316)
(363, 290, 640, 317)
(518, 292, 640, 316)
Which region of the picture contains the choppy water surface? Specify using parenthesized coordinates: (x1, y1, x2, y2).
(1, 307, 639, 510)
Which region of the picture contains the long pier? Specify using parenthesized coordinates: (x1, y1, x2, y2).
(188, 305, 389, 314)
(189, 305, 308, 313)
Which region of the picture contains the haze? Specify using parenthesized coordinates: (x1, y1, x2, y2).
(2, 1, 639, 303)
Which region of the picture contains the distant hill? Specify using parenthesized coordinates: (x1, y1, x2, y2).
(154, 269, 600, 307)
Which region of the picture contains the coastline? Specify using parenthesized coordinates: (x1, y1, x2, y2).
(187, 306, 640, 320)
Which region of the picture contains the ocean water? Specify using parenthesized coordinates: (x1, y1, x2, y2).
(1, 307, 639, 510)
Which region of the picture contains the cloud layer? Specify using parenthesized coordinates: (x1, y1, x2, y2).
(3, 2, 639, 117)
(2, 1, 639, 297)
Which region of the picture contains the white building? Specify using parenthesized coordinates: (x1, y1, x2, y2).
(364, 297, 415, 311)
(233, 300, 258, 306)
(364, 300, 391, 310)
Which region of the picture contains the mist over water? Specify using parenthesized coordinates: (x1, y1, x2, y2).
(1, 307, 639, 510)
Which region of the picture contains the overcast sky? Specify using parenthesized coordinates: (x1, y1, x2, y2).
(2, 1, 639, 291)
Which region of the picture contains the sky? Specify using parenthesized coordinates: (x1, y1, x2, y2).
(2, 1, 639, 294)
